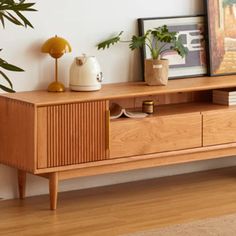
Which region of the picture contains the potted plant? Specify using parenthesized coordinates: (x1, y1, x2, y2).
(0, 0, 36, 92)
(97, 25, 187, 85)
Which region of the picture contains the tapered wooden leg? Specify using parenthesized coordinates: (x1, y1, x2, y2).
(18, 170, 26, 199)
(49, 172, 58, 210)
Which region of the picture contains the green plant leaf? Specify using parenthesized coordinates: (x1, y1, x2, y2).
(170, 39, 188, 58)
(0, 84, 15, 93)
(0, 14, 5, 27)
(0, 58, 24, 72)
(129, 35, 146, 50)
(0, 70, 13, 88)
(0, 0, 36, 28)
(15, 10, 33, 28)
(0, 1, 37, 93)
(11, 3, 36, 11)
(97, 31, 124, 50)
(151, 25, 177, 43)
(97, 25, 188, 60)
(3, 12, 23, 26)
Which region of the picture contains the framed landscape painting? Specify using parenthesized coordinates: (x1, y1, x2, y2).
(206, 0, 236, 76)
(138, 16, 207, 79)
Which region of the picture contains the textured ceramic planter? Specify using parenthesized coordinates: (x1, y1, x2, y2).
(145, 59, 169, 86)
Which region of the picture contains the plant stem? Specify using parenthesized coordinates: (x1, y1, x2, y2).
(155, 39, 158, 55)
(120, 40, 131, 43)
(157, 43, 168, 55)
(145, 43, 153, 55)
(145, 36, 157, 59)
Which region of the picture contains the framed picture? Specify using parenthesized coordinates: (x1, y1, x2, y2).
(206, 0, 236, 76)
(138, 15, 207, 79)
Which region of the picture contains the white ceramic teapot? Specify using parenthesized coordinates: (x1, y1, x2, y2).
(69, 54, 103, 91)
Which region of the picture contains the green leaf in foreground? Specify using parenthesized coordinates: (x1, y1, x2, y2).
(0, 0, 37, 29)
(0, 58, 24, 71)
(0, 1, 37, 92)
(0, 84, 15, 93)
(0, 70, 13, 88)
(0, 56, 24, 93)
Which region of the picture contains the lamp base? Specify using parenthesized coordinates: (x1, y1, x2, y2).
(47, 81, 65, 92)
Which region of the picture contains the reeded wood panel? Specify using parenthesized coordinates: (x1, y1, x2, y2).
(37, 101, 108, 169)
(0, 97, 35, 172)
(203, 110, 236, 146)
(110, 114, 202, 159)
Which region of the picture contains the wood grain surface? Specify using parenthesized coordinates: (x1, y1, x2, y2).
(37, 101, 109, 169)
(110, 113, 202, 158)
(203, 109, 236, 146)
(1, 75, 236, 106)
(0, 97, 35, 172)
(1, 167, 236, 236)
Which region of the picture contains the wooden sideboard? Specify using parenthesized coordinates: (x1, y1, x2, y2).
(1, 75, 236, 210)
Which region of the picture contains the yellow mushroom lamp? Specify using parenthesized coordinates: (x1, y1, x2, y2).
(41, 35, 72, 92)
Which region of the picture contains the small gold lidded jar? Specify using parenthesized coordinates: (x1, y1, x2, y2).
(142, 100, 154, 114)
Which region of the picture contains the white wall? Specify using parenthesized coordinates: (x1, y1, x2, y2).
(1, 0, 236, 200)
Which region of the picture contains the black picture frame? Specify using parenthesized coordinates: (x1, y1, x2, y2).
(138, 15, 207, 80)
(205, 0, 236, 76)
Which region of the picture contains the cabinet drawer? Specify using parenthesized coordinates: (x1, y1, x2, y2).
(203, 110, 236, 146)
(110, 114, 202, 159)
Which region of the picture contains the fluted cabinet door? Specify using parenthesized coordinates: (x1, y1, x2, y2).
(37, 100, 109, 169)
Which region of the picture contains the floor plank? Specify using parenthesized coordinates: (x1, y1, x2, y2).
(1, 167, 236, 235)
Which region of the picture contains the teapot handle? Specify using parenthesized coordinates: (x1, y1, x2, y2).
(97, 72, 103, 82)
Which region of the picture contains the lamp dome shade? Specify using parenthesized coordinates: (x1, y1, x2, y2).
(41, 35, 72, 58)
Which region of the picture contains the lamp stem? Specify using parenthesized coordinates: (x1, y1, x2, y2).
(55, 58, 58, 83)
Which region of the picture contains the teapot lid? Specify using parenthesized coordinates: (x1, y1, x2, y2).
(75, 54, 96, 65)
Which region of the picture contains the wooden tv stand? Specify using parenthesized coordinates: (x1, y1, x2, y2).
(1, 75, 236, 210)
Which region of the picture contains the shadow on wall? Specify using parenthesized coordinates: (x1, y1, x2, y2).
(128, 49, 142, 82)
(25, 39, 49, 89)
(0, 165, 18, 199)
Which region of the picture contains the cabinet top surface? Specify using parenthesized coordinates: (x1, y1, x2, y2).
(1, 75, 236, 106)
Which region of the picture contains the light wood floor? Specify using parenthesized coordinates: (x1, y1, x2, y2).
(1, 167, 236, 236)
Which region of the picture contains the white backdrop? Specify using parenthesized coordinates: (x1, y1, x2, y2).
(1, 0, 236, 200)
